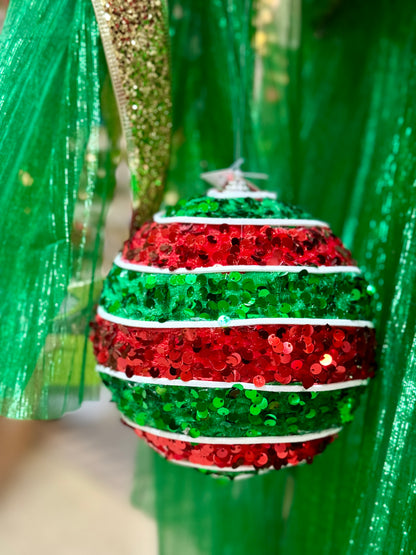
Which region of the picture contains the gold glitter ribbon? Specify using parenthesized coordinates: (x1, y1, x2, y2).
(92, 0, 171, 224)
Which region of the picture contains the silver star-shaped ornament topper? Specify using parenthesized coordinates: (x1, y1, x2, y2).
(200, 158, 269, 193)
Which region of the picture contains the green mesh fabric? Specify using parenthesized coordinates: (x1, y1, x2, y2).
(129, 2, 416, 554)
(0, 0, 116, 418)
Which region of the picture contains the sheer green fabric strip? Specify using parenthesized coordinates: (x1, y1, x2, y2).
(131, 2, 416, 554)
(0, 0, 116, 419)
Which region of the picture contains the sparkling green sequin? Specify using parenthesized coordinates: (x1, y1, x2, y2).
(163, 197, 312, 219)
(100, 267, 374, 322)
(101, 374, 363, 438)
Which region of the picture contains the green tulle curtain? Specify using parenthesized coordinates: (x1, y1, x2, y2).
(0, 0, 117, 418)
(131, 1, 416, 554)
(0, 0, 415, 553)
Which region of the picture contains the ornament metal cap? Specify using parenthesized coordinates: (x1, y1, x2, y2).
(201, 158, 274, 197)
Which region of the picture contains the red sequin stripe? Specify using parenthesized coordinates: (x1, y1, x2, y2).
(133, 428, 335, 470)
(122, 222, 355, 270)
(92, 317, 375, 389)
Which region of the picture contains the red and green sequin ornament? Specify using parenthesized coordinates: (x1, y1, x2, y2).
(91, 168, 376, 478)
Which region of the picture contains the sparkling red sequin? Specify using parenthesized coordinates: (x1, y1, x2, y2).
(122, 222, 354, 270)
(131, 427, 335, 470)
(91, 316, 375, 388)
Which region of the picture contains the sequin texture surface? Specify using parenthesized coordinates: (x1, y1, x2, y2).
(92, 192, 376, 476)
(122, 222, 354, 269)
(101, 373, 364, 437)
(92, 0, 171, 223)
(133, 428, 334, 471)
(164, 196, 311, 219)
(100, 267, 373, 322)
(92, 318, 375, 388)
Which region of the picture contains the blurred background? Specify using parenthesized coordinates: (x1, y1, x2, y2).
(0, 105, 158, 552)
(0, 8, 156, 550)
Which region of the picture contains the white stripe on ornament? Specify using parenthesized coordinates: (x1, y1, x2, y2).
(97, 365, 369, 393)
(167, 458, 263, 472)
(121, 415, 341, 445)
(232, 469, 274, 480)
(97, 306, 375, 329)
(206, 188, 277, 200)
(168, 458, 306, 474)
(153, 210, 329, 228)
(164, 458, 293, 474)
(167, 458, 276, 480)
(114, 254, 361, 275)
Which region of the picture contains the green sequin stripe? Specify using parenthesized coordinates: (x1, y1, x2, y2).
(163, 197, 312, 219)
(101, 374, 363, 438)
(100, 267, 374, 322)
